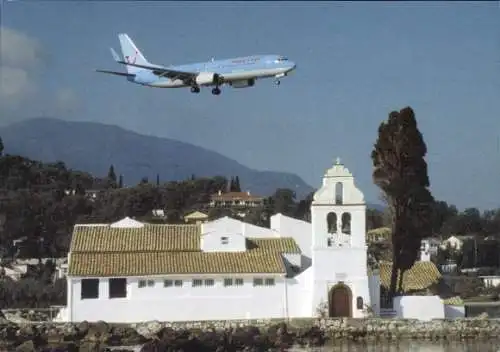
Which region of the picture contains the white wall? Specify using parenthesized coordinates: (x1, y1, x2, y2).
(284, 268, 313, 318)
(368, 273, 381, 316)
(201, 232, 246, 252)
(393, 296, 445, 321)
(68, 274, 289, 323)
(444, 304, 465, 319)
(480, 276, 500, 288)
(282, 253, 301, 269)
(202, 217, 277, 239)
(271, 215, 312, 254)
(272, 214, 313, 271)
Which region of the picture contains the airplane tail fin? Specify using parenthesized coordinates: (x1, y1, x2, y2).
(118, 33, 150, 74)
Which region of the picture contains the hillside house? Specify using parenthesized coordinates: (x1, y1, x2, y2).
(183, 211, 209, 224)
(420, 237, 440, 261)
(441, 235, 479, 251)
(208, 191, 264, 209)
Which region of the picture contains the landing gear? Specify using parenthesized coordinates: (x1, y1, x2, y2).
(211, 87, 221, 95)
(274, 79, 281, 86)
(190, 86, 200, 93)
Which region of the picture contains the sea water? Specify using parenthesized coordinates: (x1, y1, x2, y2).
(290, 340, 500, 352)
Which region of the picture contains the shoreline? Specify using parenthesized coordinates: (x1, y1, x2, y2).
(2, 317, 500, 351)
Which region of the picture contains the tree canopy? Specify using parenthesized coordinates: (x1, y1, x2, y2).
(371, 106, 435, 297)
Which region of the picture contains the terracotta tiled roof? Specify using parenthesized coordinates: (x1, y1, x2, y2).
(248, 238, 300, 253)
(70, 224, 201, 252)
(183, 211, 208, 219)
(69, 251, 287, 276)
(442, 296, 464, 306)
(375, 261, 463, 305)
(378, 261, 442, 292)
(68, 223, 300, 277)
(211, 192, 264, 201)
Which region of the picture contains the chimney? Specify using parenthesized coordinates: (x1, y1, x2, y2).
(247, 191, 250, 196)
(218, 190, 222, 196)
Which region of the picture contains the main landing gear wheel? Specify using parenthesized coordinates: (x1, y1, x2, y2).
(274, 79, 281, 86)
(190, 86, 200, 93)
(211, 87, 221, 95)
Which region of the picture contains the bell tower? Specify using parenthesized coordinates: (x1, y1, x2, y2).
(311, 158, 366, 250)
(310, 157, 371, 318)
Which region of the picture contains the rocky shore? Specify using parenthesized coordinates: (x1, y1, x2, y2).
(1, 316, 500, 352)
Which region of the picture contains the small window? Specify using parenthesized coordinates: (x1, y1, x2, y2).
(138, 280, 146, 288)
(81, 279, 99, 299)
(224, 278, 233, 287)
(174, 280, 183, 287)
(205, 279, 214, 286)
(164, 280, 173, 287)
(253, 278, 263, 286)
(109, 278, 127, 298)
(147, 280, 155, 287)
(265, 278, 275, 286)
(235, 278, 244, 286)
(356, 296, 364, 310)
(221, 236, 229, 245)
(192, 279, 203, 287)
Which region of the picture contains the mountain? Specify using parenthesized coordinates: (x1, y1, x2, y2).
(0, 118, 315, 198)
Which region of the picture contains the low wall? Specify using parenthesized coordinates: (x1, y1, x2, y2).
(466, 303, 500, 318)
(2, 317, 500, 351)
(393, 296, 445, 320)
(156, 317, 500, 339)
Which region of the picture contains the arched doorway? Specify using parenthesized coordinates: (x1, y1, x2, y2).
(328, 283, 352, 317)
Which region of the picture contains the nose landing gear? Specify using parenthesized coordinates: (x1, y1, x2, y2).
(274, 73, 285, 86)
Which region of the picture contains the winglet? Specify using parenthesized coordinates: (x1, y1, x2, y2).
(110, 47, 121, 62)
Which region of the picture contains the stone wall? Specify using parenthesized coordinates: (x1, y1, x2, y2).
(2, 316, 500, 351)
(155, 317, 500, 340)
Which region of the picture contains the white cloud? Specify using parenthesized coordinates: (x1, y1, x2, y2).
(0, 27, 43, 69)
(0, 27, 79, 122)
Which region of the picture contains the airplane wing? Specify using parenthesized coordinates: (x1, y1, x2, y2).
(96, 69, 136, 77)
(116, 61, 199, 83)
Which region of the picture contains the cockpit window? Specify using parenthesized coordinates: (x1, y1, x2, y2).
(274, 56, 288, 63)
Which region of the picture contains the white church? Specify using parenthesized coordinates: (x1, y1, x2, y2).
(60, 158, 462, 323)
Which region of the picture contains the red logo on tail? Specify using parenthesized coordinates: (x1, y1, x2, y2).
(125, 50, 138, 64)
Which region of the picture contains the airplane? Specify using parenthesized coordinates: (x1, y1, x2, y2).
(96, 33, 296, 95)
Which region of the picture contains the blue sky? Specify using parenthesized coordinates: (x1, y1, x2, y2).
(1, 1, 498, 210)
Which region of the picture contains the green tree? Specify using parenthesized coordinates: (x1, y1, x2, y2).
(118, 174, 124, 188)
(371, 106, 434, 298)
(295, 191, 314, 222)
(271, 188, 296, 216)
(107, 165, 117, 188)
(366, 208, 386, 230)
(233, 176, 241, 192)
(0, 136, 4, 157)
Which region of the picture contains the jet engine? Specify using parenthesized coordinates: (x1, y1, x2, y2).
(230, 79, 255, 88)
(195, 72, 222, 86)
